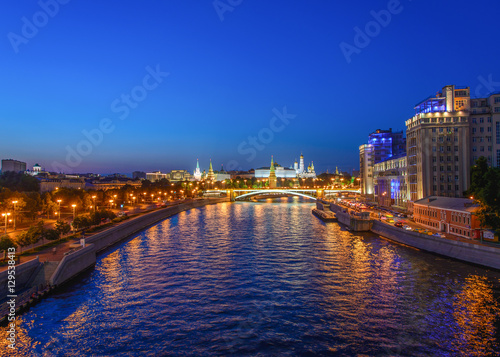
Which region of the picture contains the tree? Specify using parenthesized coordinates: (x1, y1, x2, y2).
(55, 220, 71, 237)
(42, 229, 60, 241)
(467, 158, 500, 231)
(72, 216, 89, 230)
(42, 192, 58, 219)
(0, 234, 16, 252)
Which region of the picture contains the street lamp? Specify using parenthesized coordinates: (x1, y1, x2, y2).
(71, 204, 76, 233)
(12, 200, 18, 230)
(92, 195, 97, 211)
(2, 213, 11, 233)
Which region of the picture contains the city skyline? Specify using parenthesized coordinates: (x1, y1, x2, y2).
(1, 1, 500, 174)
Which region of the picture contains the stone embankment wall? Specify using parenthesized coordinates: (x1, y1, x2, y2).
(371, 221, 500, 270)
(0, 258, 39, 298)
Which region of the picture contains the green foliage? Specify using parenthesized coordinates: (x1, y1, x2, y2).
(42, 228, 60, 241)
(467, 157, 500, 230)
(73, 215, 92, 230)
(0, 234, 16, 251)
(0, 172, 40, 192)
(55, 220, 71, 236)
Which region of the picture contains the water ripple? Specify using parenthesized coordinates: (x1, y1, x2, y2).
(3, 198, 500, 356)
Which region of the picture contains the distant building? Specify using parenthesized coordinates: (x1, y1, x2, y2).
(39, 177, 86, 192)
(169, 170, 191, 182)
(268, 156, 277, 188)
(413, 196, 481, 239)
(132, 171, 146, 179)
(193, 160, 202, 181)
(146, 171, 169, 182)
(1, 159, 27, 173)
(89, 176, 142, 190)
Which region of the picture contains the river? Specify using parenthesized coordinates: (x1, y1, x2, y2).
(4, 198, 500, 356)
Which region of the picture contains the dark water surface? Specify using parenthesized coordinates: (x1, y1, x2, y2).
(4, 198, 500, 356)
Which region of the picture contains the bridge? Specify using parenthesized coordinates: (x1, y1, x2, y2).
(203, 188, 361, 201)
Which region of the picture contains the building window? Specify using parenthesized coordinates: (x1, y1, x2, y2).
(472, 137, 477, 143)
(454, 136, 458, 142)
(488, 146, 492, 152)
(472, 118, 477, 124)
(497, 150, 500, 168)
(473, 147, 477, 152)
(480, 146, 485, 152)
(487, 136, 492, 142)
(488, 127, 492, 132)
(480, 118, 484, 123)
(472, 128, 476, 134)
(480, 127, 484, 133)
(497, 122, 500, 144)
(495, 107, 500, 113)
(455, 185, 459, 191)
(488, 117, 492, 123)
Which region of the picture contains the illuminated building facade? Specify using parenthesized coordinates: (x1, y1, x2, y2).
(406, 85, 471, 202)
(373, 154, 407, 209)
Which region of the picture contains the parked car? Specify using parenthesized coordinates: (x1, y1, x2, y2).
(433, 233, 446, 238)
(403, 225, 412, 230)
(394, 222, 403, 228)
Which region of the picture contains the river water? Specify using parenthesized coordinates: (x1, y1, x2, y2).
(4, 198, 500, 356)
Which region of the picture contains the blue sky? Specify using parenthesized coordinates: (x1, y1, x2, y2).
(1, 0, 500, 175)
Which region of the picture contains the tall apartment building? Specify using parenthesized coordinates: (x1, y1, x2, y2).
(470, 92, 500, 167)
(359, 144, 374, 196)
(1, 159, 27, 173)
(406, 85, 471, 202)
(359, 129, 406, 198)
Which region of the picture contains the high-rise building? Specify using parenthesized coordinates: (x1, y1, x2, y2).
(405, 85, 471, 202)
(470, 92, 500, 168)
(359, 128, 405, 198)
(359, 144, 374, 196)
(1, 159, 27, 173)
(368, 128, 405, 164)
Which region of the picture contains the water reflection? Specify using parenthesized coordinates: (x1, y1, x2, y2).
(2, 199, 500, 356)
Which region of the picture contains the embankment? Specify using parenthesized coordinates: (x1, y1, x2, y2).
(371, 221, 500, 270)
(326, 200, 500, 270)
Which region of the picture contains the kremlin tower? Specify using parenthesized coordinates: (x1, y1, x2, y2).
(268, 156, 277, 188)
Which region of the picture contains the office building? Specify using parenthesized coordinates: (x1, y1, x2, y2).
(405, 85, 471, 202)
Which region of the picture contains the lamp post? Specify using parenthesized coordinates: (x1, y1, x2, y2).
(71, 204, 76, 233)
(12, 200, 18, 230)
(109, 199, 114, 209)
(2, 213, 11, 233)
(92, 195, 97, 212)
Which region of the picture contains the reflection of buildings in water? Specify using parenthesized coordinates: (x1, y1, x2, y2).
(452, 274, 499, 355)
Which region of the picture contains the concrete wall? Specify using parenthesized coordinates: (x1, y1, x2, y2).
(50, 244, 96, 287)
(0, 257, 40, 297)
(371, 221, 500, 270)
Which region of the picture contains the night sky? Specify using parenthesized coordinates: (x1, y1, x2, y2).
(1, 0, 500, 175)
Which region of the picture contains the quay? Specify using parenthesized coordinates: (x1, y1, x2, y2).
(317, 199, 500, 271)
